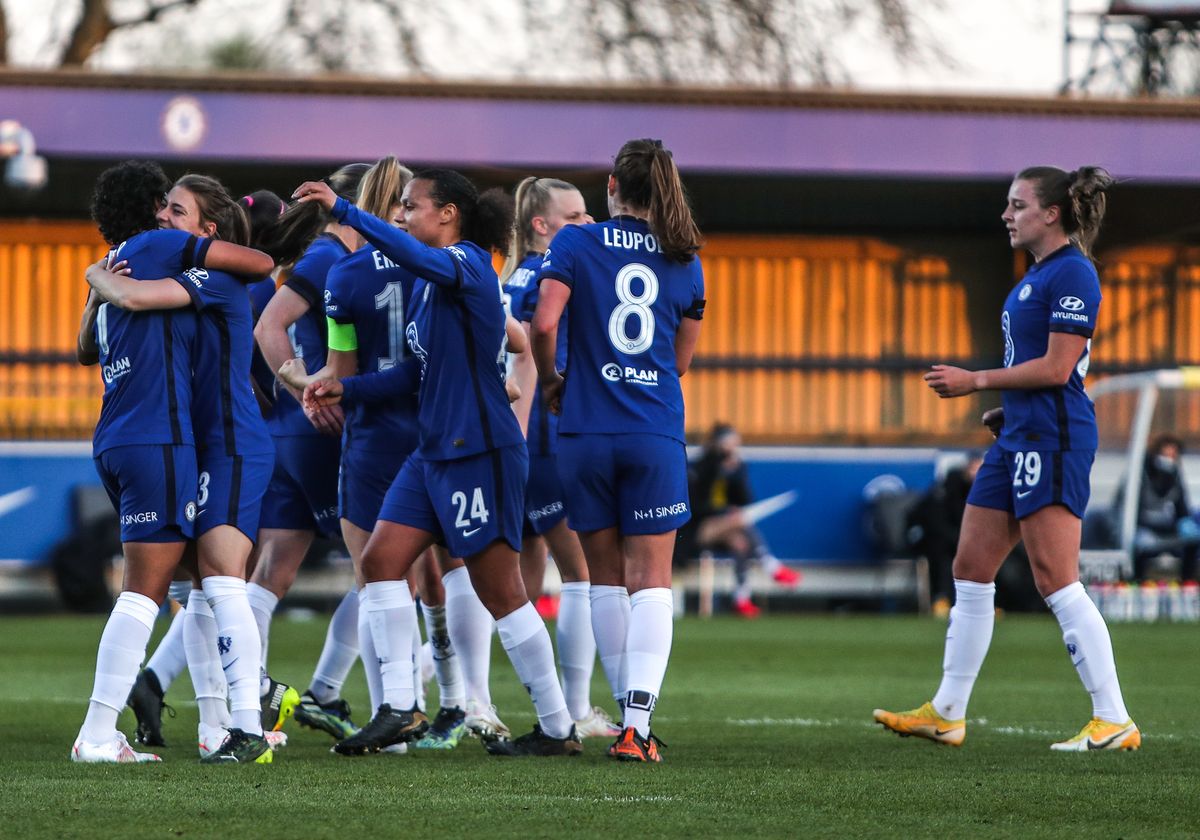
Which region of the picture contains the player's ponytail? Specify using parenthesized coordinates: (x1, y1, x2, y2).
(238, 190, 286, 251)
(420, 168, 514, 254)
(473, 188, 516, 254)
(357, 156, 413, 220)
(613, 138, 701, 264)
(259, 162, 371, 267)
(500, 176, 578, 282)
(1017, 165, 1115, 258)
(1067, 166, 1115, 258)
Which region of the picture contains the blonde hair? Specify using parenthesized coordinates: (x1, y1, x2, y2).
(358, 156, 414, 219)
(499, 176, 578, 282)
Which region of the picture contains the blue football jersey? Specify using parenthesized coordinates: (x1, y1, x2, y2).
(269, 233, 351, 437)
(246, 277, 277, 417)
(539, 217, 705, 443)
(999, 244, 1100, 452)
(173, 267, 273, 456)
(331, 198, 524, 461)
(92, 229, 210, 455)
(325, 245, 420, 454)
(505, 252, 568, 456)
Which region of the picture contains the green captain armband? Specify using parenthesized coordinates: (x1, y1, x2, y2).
(326, 317, 358, 352)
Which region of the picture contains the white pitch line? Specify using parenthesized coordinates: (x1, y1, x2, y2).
(728, 716, 1189, 741)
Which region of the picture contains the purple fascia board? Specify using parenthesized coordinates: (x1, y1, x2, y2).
(4, 84, 1200, 182)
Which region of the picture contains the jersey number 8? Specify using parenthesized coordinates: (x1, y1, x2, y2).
(608, 263, 659, 355)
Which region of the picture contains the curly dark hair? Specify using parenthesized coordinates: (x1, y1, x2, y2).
(90, 160, 171, 246)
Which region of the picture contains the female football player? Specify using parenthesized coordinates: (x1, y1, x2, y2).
(316, 157, 476, 749)
(873, 166, 1140, 752)
(290, 169, 579, 756)
(530, 139, 706, 762)
(126, 190, 289, 752)
(247, 163, 369, 736)
(501, 176, 620, 739)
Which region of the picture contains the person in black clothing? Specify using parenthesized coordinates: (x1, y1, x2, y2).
(911, 453, 984, 617)
(685, 423, 799, 617)
(1118, 434, 1198, 581)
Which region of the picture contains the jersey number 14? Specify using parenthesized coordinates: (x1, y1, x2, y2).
(375, 281, 406, 371)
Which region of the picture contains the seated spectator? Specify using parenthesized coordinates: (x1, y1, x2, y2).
(1115, 434, 1198, 581)
(910, 453, 984, 618)
(684, 423, 799, 618)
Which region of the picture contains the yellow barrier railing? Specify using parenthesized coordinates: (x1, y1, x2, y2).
(4, 222, 1199, 443)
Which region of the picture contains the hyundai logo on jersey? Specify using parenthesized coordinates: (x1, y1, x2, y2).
(183, 267, 207, 288)
(1059, 295, 1086, 311)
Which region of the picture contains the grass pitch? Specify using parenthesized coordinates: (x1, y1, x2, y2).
(0, 611, 1196, 839)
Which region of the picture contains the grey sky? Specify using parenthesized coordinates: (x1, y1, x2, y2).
(4, 0, 1111, 94)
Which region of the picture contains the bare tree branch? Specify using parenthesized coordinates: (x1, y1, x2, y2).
(380, 0, 427, 75)
(2, 0, 946, 88)
(59, 0, 203, 66)
(59, 0, 115, 65)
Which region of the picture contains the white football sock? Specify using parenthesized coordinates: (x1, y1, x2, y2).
(590, 584, 630, 706)
(497, 602, 572, 739)
(80, 591, 158, 744)
(1046, 581, 1130, 723)
(246, 581, 278, 680)
(422, 602, 465, 710)
(357, 588, 383, 713)
(363, 581, 417, 711)
(308, 589, 360, 705)
(184, 590, 231, 729)
(412, 616, 426, 713)
(932, 579, 995, 721)
(443, 566, 494, 706)
(168, 579, 193, 604)
(623, 588, 674, 738)
(203, 576, 264, 735)
(760, 554, 784, 575)
(144, 603, 188, 692)
(198, 722, 230, 756)
(557, 582, 596, 721)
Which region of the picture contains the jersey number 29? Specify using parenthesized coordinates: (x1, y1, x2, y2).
(1012, 451, 1042, 490)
